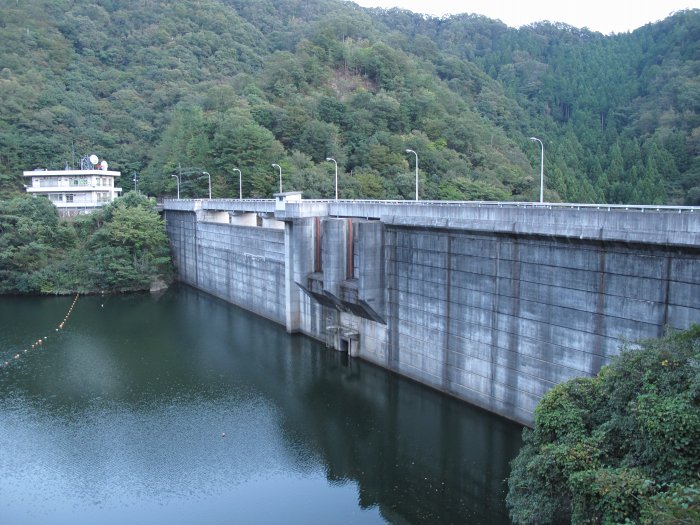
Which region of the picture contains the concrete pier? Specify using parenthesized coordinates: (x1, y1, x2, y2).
(164, 198, 700, 425)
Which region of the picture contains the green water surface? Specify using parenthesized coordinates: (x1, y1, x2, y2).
(0, 285, 522, 524)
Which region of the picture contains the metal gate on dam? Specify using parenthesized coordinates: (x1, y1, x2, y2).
(164, 196, 700, 425)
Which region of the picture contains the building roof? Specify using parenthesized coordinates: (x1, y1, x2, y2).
(23, 169, 121, 177)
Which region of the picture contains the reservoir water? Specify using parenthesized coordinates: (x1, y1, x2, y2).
(0, 285, 523, 524)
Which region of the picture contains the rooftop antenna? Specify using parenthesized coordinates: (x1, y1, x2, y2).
(80, 154, 99, 170)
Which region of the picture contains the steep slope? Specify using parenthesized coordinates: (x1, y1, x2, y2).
(0, 0, 696, 204)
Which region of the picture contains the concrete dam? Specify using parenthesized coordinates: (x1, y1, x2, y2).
(163, 197, 700, 425)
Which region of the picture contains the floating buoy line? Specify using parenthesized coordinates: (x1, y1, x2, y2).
(0, 293, 80, 370)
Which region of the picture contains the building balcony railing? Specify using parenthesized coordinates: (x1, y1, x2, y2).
(27, 184, 116, 191)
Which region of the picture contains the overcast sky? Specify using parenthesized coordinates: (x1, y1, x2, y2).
(348, 0, 697, 34)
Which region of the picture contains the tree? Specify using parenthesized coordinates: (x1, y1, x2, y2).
(353, 168, 386, 198)
(210, 109, 285, 197)
(296, 119, 339, 162)
(0, 0, 697, 205)
(0, 193, 172, 295)
(0, 196, 65, 293)
(507, 326, 700, 525)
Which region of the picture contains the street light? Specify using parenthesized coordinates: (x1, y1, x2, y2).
(202, 171, 211, 199)
(171, 174, 180, 199)
(233, 168, 242, 200)
(405, 149, 419, 201)
(272, 163, 282, 193)
(326, 157, 338, 200)
(529, 137, 544, 203)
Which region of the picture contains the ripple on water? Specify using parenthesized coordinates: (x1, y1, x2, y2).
(0, 390, 333, 523)
(0, 290, 520, 525)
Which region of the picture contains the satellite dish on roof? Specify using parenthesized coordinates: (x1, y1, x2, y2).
(100, 161, 109, 170)
(89, 154, 99, 165)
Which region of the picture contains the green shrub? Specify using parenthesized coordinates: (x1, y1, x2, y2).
(507, 326, 700, 524)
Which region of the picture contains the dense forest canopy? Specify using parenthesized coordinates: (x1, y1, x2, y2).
(0, 0, 698, 204)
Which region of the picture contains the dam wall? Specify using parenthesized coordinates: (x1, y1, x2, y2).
(166, 209, 286, 324)
(164, 198, 700, 425)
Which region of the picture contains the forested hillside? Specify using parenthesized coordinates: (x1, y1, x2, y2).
(0, 0, 697, 204)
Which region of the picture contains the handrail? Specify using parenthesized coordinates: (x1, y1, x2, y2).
(162, 198, 698, 214)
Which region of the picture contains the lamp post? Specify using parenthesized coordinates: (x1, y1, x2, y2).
(171, 174, 180, 199)
(405, 149, 419, 201)
(272, 163, 282, 193)
(233, 168, 242, 200)
(529, 137, 544, 203)
(326, 157, 338, 200)
(202, 171, 211, 199)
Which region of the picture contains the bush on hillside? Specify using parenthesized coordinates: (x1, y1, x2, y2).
(507, 326, 700, 524)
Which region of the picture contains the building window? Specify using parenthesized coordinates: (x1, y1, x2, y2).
(65, 194, 74, 203)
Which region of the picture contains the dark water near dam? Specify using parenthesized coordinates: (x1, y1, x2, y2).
(0, 285, 522, 524)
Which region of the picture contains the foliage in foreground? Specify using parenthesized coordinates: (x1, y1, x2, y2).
(0, 193, 173, 294)
(507, 326, 700, 524)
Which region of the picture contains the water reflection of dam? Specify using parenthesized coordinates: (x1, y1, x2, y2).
(177, 288, 521, 525)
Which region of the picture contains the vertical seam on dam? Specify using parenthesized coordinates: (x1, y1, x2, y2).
(490, 238, 501, 403)
(194, 217, 199, 288)
(593, 244, 606, 373)
(662, 253, 672, 335)
(505, 236, 521, 408)
(443, 234, 452, 391)
(388, 229, 398, 371)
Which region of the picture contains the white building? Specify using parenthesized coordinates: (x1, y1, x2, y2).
(23, 158, 122, 216)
